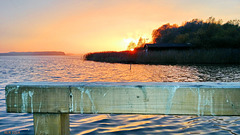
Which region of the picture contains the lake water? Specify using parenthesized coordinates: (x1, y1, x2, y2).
(0, 56, 240, 135)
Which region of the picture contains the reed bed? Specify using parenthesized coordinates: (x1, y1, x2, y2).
(84, 49, 240, 64)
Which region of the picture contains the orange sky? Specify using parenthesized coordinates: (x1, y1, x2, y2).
(0, 0, 240, 54)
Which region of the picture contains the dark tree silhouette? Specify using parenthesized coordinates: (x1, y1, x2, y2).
(151, 17, 240, 48)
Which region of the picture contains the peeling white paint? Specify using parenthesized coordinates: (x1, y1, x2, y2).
(21, 91, 28, 112)
(190, 88, 197, 94)
(80, 89, 84, 114)
(14, 90, 17, 108)
(21, 91, 34, 113)
(39, 102, 42, 112)
(197, 88, 201, 116)
(6, 83, 240, 116)
(74, 95, 77, 112)
(197, 89, 215, 116)
(29, 91, 34, 113)
(77, 87, 98, 114)
(210, 90, 215, 116)
(103, 92, 108, 97)
(85, 89, 97, 114)
(5, 87, 16, 98)
(165, 86, 179, 114)
(77, 87, 85, 114)
(6, 86, 20, 110)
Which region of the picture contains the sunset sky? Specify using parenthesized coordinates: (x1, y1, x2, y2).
(0, 0, 240, 54)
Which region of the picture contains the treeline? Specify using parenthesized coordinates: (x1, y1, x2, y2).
(128, 17, 240, 50)
(86, 17, 240, 64)
(152, 17, 240, 48)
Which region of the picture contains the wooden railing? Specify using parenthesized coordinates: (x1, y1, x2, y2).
(5, 82, 240, 135)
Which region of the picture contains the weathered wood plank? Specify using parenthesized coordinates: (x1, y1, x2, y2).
(33, 114, 70, 135)
(6, 85, 70, 113)
(5, 82, 240, 116)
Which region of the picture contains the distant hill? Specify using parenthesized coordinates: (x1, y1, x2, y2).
(0, 51, 65, 56)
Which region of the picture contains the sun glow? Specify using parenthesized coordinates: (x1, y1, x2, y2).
(123, 38, 138, 50)
(123, 38, 138, 45)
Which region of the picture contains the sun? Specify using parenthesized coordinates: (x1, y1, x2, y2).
(123, 38, 138, 50)
(123, 38, 138, 45)
(123, 38, 137, 44)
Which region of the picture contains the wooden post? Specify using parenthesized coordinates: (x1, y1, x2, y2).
(5, 82, 240, 134)
(34, 114, 70, 135)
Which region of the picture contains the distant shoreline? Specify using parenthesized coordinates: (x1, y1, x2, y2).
(0, 51, 65, 56)
(84, 48, 240, 65)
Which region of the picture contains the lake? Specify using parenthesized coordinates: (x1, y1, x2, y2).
(0, 56, 240, 135)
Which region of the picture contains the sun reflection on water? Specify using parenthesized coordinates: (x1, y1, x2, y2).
(1, 56, 240, 134)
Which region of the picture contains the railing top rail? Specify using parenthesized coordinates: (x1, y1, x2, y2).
(5, 82, 240, 116)
(6, 82, 240, 88)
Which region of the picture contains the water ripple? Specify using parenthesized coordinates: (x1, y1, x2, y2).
(0, 56, 240, 134)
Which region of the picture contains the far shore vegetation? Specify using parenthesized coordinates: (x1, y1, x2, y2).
(85, 17, 240, 64)
(0, 51, 65, 56)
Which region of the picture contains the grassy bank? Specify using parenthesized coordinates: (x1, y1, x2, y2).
(84, 49, 240, 64)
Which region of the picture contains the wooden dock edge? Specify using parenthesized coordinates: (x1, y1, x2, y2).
(5, 82, 240, 135)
